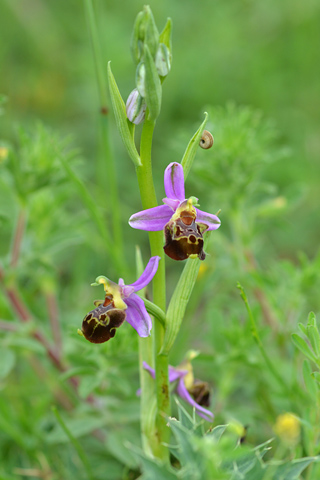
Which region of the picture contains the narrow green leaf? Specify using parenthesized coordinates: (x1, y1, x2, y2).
(273, 457, 317, 480)
(128, 443, 178, 480)
(0, 348, 16, 379)
(298, 322, 307, 336)
(181, 113, 208, 180)
(307, 324, 320, 357)
(166, 417, 198, 468)
(144, 44, 162, 121)
(51, 406, 94, 480)
(302, 360, 318, 398)
(307, 311, 317, 327)
(311, 371, 320, 384)
(160, 256, 201, 355)
(291, 334, 317, 363)
(107, 62, 141, 166)
(175, 397, 195, 430)
(159, 18, 172, 52)
(207, 424, 228, 442)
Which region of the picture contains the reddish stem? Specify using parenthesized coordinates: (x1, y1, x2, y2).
(11, 209, 27, 269)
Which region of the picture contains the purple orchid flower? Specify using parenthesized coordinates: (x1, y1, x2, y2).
(80, 256, 160, 343)
(129, 162, 221, 261)
(142, 361, 214, 422)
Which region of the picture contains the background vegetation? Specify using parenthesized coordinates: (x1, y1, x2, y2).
(1, 0, 320, 478)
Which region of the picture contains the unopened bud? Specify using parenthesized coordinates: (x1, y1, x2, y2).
(126, 88, 147, 125)
(136, 62, 146, 98)
(155, 43, 171, 77)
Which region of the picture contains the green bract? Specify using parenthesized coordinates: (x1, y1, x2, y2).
(107, 62, 141, 167)
(144, 44, 162, 121)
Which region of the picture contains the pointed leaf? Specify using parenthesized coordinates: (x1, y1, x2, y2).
(161, 256, 201, 355)
(298, 322, 307, 336)
(159, 18, 172, 52)
(207, 424, 228, 443)
(273, 457, 318, 479)
(107, 62, 141, 166)
(307, 324, 320, 357)
(302, 360, 318, 398)
(291, 334, 317, 363)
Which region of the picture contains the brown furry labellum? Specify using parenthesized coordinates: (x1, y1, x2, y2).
(199, 130, 214, 149)
(81, 295, 126, 343)
(163, 209, 208, 261)
(188, 380, 211, 407)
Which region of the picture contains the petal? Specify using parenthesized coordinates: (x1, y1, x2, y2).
(195, 208, 221, 231)
(176, 379, 214, 421)
(164, 162, 185, 201)
(162, 197, 181, 211)
(169, 366, 188, 383)
(143, 361, 155, 378)
(143, 362, 187, 383)
(125, 294, 152, 337)
(127, 256, 160, 293)
(129, 205, 172, 231)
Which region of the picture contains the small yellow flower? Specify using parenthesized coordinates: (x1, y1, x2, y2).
(0, 146, 8, 161)
(197, 263, 209, 279)
(274, 413, 300, 445)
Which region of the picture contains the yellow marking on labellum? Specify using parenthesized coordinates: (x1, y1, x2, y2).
(172, 198, 197, 222)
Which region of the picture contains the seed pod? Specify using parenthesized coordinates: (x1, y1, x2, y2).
(81, 296, 126, 344)
(199, 130, 214, 149)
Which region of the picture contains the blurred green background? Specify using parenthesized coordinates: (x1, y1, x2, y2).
(1, 0, 319, 256)
(1, 0, 320, 478)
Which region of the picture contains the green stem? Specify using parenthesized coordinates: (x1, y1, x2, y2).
(143, 298, 166, 328)
(136, 114, 170, 461)
(84, 0, 124, 269)
(52, 406, 94, 480)
(237, 283, 289, 391)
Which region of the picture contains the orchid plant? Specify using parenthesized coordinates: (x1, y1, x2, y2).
(80, 5, 220, 462)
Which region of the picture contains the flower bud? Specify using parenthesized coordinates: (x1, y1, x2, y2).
(155, 43, 171, 77)
(130, 6, 159, 63)
(130, 10, 145, 64)
(136, 62, 146, 98)
(144, 6, 159, 58)
(126, 88, 147, 125)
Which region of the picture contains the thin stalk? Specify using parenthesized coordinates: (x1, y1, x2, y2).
(10, 207, 27, 268)
(135, 114, 170, 461)
(136, 246, 157, 455)
(83, 0, 124, 265)
(237, 283, 289, 391)
(45, 291, 62, 355)
(52, 406, 94, 480)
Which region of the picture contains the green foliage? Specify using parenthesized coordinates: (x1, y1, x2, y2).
(130, 402, 318, 479)
(1, 1, 320, 478)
